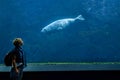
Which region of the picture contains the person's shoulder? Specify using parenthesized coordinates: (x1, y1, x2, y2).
(9, 48, 15, 52)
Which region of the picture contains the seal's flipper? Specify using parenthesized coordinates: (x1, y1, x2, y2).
(57, 27, 63, 30)
(75, 15, 85, 21)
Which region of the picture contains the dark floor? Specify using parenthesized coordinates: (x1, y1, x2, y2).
(1, 64, 120, 80)
(1, 71, 120, 80)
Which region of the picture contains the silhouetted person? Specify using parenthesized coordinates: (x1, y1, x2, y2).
(9, 38, 27, 80)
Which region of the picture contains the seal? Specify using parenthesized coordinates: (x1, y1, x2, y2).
(41, 15, 85, 33)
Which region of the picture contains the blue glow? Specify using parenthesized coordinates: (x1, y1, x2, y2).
(0, 0, 120, 63)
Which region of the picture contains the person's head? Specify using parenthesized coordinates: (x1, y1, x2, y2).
(13, 38, 23, 47)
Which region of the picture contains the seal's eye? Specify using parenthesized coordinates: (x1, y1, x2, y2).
(43, 29, 47, 32)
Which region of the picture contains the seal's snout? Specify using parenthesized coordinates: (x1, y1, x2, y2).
(41, 28, 47, 33)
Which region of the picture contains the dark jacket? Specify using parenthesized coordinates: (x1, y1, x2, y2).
(12, 46, 27, 68)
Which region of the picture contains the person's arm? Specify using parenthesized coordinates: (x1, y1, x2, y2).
(12, 55, 19, 73)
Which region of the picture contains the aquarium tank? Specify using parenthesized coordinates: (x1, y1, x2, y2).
(0, 0, 120, 71)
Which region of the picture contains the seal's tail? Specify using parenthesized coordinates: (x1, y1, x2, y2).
(75, 15, 85, 21)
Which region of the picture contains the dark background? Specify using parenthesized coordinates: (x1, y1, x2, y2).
(0, 0, 120, 63)
(0, 71, 120, 80)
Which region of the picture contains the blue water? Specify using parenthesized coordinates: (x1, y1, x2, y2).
(0, 0, 120, 63)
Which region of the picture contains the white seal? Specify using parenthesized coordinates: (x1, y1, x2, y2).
(41, 15, 85, 33)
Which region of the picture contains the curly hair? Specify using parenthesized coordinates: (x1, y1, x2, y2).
(13, 38, 23, 46)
